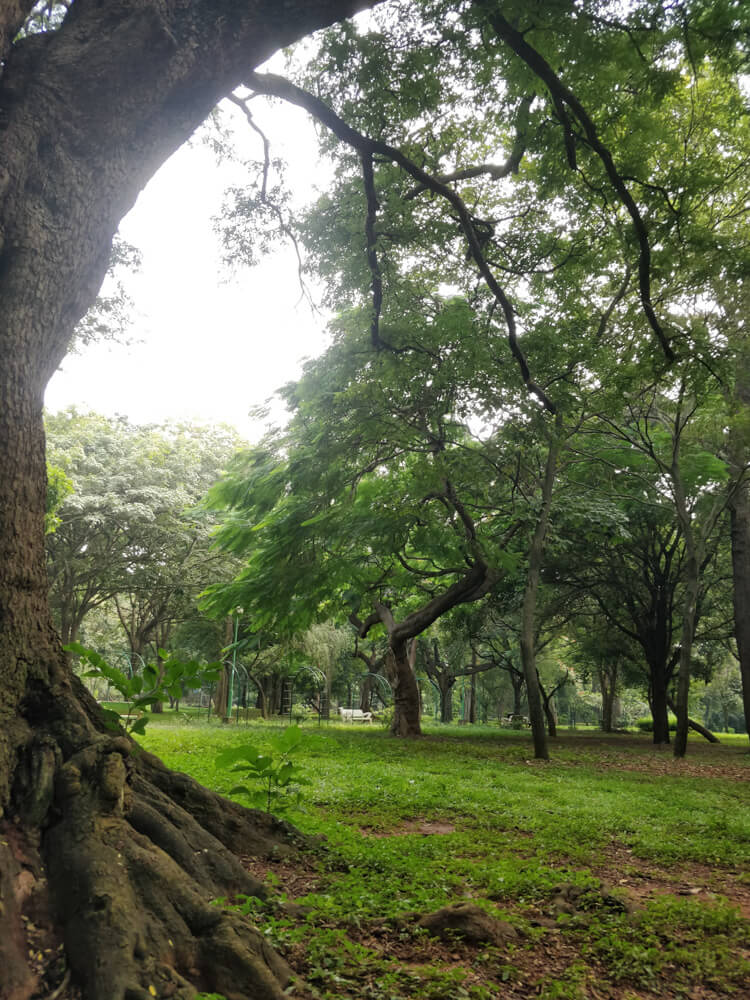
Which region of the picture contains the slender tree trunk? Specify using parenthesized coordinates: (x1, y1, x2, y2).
(729, 481, 750, 745)
(597, 661, 618, 732)
(673, 550, 700, 757)
(468, 666, 477, 724)
(538, 677, 558, 737)
(259, 684, 269, 718)
(519, 423, 562, 760)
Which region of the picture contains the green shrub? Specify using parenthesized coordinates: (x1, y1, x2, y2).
(635, 715, 677, 732)
(216, 724, 309, 813)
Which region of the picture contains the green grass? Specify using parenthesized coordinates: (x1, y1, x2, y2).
(138, 721, 750, 999)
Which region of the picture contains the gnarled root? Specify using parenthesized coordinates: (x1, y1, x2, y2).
(6, 724, 308, 1000)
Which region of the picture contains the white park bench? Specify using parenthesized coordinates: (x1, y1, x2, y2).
(338, 707, 373, 723)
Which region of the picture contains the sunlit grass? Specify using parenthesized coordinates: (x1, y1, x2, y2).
(138, 721, 750, 998)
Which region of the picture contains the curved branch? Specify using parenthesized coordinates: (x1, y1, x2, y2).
(246, 70, 556, 413)
(480, 5, 674, 362)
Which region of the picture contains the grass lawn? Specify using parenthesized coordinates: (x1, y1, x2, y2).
(138, 720, 750, 1000)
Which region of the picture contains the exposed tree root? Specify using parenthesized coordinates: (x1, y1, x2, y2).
(3, 684, 311, 1000)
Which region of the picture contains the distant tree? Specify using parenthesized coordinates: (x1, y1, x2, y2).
(420, 633, 497, 724)
(46, 411, 242, 654)
(205, 314, 521, 736)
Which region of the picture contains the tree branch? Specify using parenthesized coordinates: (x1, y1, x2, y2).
(246, 69, 557, 413)
(362, 150, 384, 348)
(404, 93, 534, 199)
(479, 4, 674, 362)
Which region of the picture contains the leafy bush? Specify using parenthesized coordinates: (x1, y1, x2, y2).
(635, 715, 677, 732)
(65, 643, 221, 735)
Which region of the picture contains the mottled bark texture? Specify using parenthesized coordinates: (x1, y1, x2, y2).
(0, 2, 374, 997)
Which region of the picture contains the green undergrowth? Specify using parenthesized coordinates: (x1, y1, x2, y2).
(139, 723, 750, 998)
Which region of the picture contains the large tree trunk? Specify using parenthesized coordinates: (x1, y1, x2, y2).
(647, 653, 671, 744)
(387, 638, 421, 737)
(0, 3, 377, 997)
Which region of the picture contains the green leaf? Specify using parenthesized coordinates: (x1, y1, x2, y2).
(271, 725, 304, 754)
(216, 745, 261, 767)
(228, 784, 254, 798)
(276, 761, 295, 786)
(100, 708, 122, 732)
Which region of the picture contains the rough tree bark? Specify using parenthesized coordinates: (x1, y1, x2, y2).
(0, 2, 376, 998)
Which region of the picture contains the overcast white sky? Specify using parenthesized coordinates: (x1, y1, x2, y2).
(44, 95, 333, 443)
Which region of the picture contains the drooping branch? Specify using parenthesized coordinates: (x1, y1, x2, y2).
(245, 70, 556, 413)
(228, 93, 311, 303)
(362, 150, 384, 348)
(478, 4, 674, 362)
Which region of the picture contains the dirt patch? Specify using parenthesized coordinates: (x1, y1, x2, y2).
(334, 913, 678, 1000)
(240, 851, 324, 901)
(549, 732, 750, 781)
(587, 842, 750, 919)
